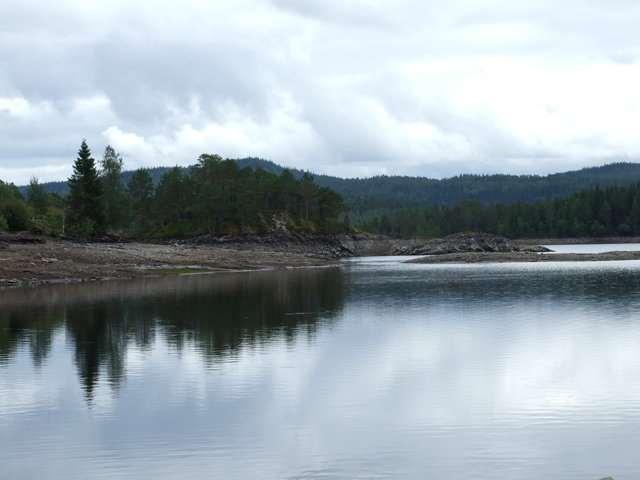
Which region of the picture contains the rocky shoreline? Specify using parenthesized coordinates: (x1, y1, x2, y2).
(399, 232, 640, 264)
(392, 232, 550, 255)
(2, 230, 640, 288)
(406, 250, 640, 264)
(0, 234, 346, 288)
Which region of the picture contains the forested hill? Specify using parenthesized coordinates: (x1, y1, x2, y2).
(25, 159, 640, 212)
(20, 159, 287, 197)
(362, 183, 640, 239)
(318, 162, 640, 213)
(4, 151, 346, 238)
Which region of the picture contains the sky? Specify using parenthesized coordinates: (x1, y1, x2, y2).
(2, 0, 640, 184)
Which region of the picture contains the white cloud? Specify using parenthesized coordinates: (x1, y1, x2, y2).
(0, 97, 34, 117)
(2, 0, 640, 183)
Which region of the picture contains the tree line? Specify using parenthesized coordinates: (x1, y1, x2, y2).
(8, 141, 640, 240)
(360, 183, 640, 239)
(34, 159, 640, 219)
(307, 162, 640, 219)
(0, 141, 346, 237)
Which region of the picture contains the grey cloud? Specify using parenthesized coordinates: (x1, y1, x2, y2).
(2, 0, 640, 183)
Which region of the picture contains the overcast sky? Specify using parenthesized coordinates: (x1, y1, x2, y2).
(2, 0, 640, 184)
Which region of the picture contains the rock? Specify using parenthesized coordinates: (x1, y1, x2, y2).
(90, 233, 125, 243)
(0, 233, 45, 244)
(40, 257, 59, 263)
(522, 244, 552, 253)
(407, 250, 640, 264)
(392, 232, 549, 256)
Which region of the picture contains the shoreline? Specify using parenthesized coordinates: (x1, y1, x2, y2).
(0, 237, 341, 289)
(4, 233, 640, 288)
(517, 236, 640, 246)
(406, 251, 640, 264)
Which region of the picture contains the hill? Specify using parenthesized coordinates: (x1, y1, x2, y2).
(21, 159, 640, 216)
(362, 180, 640, 239)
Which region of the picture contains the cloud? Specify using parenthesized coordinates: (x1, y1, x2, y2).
(2, 0, 640, 183)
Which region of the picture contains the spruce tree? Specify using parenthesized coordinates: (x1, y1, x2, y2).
(128, 168, 155, 231)
(27, 177, 48, 215)
(100, 145, 127, 229)
(68, 140, 105, 236)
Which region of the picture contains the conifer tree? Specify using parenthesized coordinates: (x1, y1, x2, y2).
(27, 177, 48, 215)
(300, 172, 316, 220)
(128, 168, 154, 231)
(68, 140, 104, 236)
(100, 145, 127, 229)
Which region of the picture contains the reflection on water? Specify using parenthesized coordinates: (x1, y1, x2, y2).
(0, 270, 344, 402)
(2, 260, 640, 479)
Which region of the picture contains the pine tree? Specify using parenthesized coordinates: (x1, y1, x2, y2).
(154, 167, 190, 235)
(68, 140, 105, 236)
(27, 177, 48, 215)
(100, 145, 127, 229)
(300, 172, 316, 220)
(629, 194, 640, 232)
(128, 168, 154, 231)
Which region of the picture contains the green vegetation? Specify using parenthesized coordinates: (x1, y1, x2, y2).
(0, 142, 346, 238)
(7, 141, 640, 241)
(1, 177, 64, 234)
(101, 145, 128, 230)
(330, 163, 640, 218)
(28, 159, 640, 217)
(67, 141, 105, 236)
(361, 184, 640, 239)
(149, 154, 345, 237)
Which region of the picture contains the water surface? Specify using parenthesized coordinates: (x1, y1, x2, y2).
(2, 257, 640, 479)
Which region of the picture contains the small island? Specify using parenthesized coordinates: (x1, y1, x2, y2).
(400, 232, 640, 264)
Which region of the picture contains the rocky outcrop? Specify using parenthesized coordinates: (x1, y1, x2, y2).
(393, 232, 550, 256)
(406, 250, 640, 264)
(180, 232, 551, 258)
(183, 232, 358, 258)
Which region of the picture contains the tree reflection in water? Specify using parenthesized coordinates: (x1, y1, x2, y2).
(0, 268, 345, 401)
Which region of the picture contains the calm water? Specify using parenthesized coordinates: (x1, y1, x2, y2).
(3, 255, 640, 479)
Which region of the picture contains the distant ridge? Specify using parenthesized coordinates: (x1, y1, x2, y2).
(19, 159, 640, 214)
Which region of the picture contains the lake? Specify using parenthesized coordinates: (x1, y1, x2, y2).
(3, 255, 640, 479)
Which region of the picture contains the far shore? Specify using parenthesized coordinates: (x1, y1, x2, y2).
(406, 250, 640, 264)
(517, 236, 640, 246)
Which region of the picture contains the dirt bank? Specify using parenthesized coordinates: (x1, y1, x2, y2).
(406, 251, 640, 264)
(0, 236, 339, 288)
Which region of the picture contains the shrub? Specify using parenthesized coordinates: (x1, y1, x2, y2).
(29, 208, 65, 236)
(0, 200, 31, 231)
(67, 218, 97, 239)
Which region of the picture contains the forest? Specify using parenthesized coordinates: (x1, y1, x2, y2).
(26, 158, 640, 217)
(361, 184, 640, 238)
(6, 142, 640, 240)
(0, 142, 346, 238)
